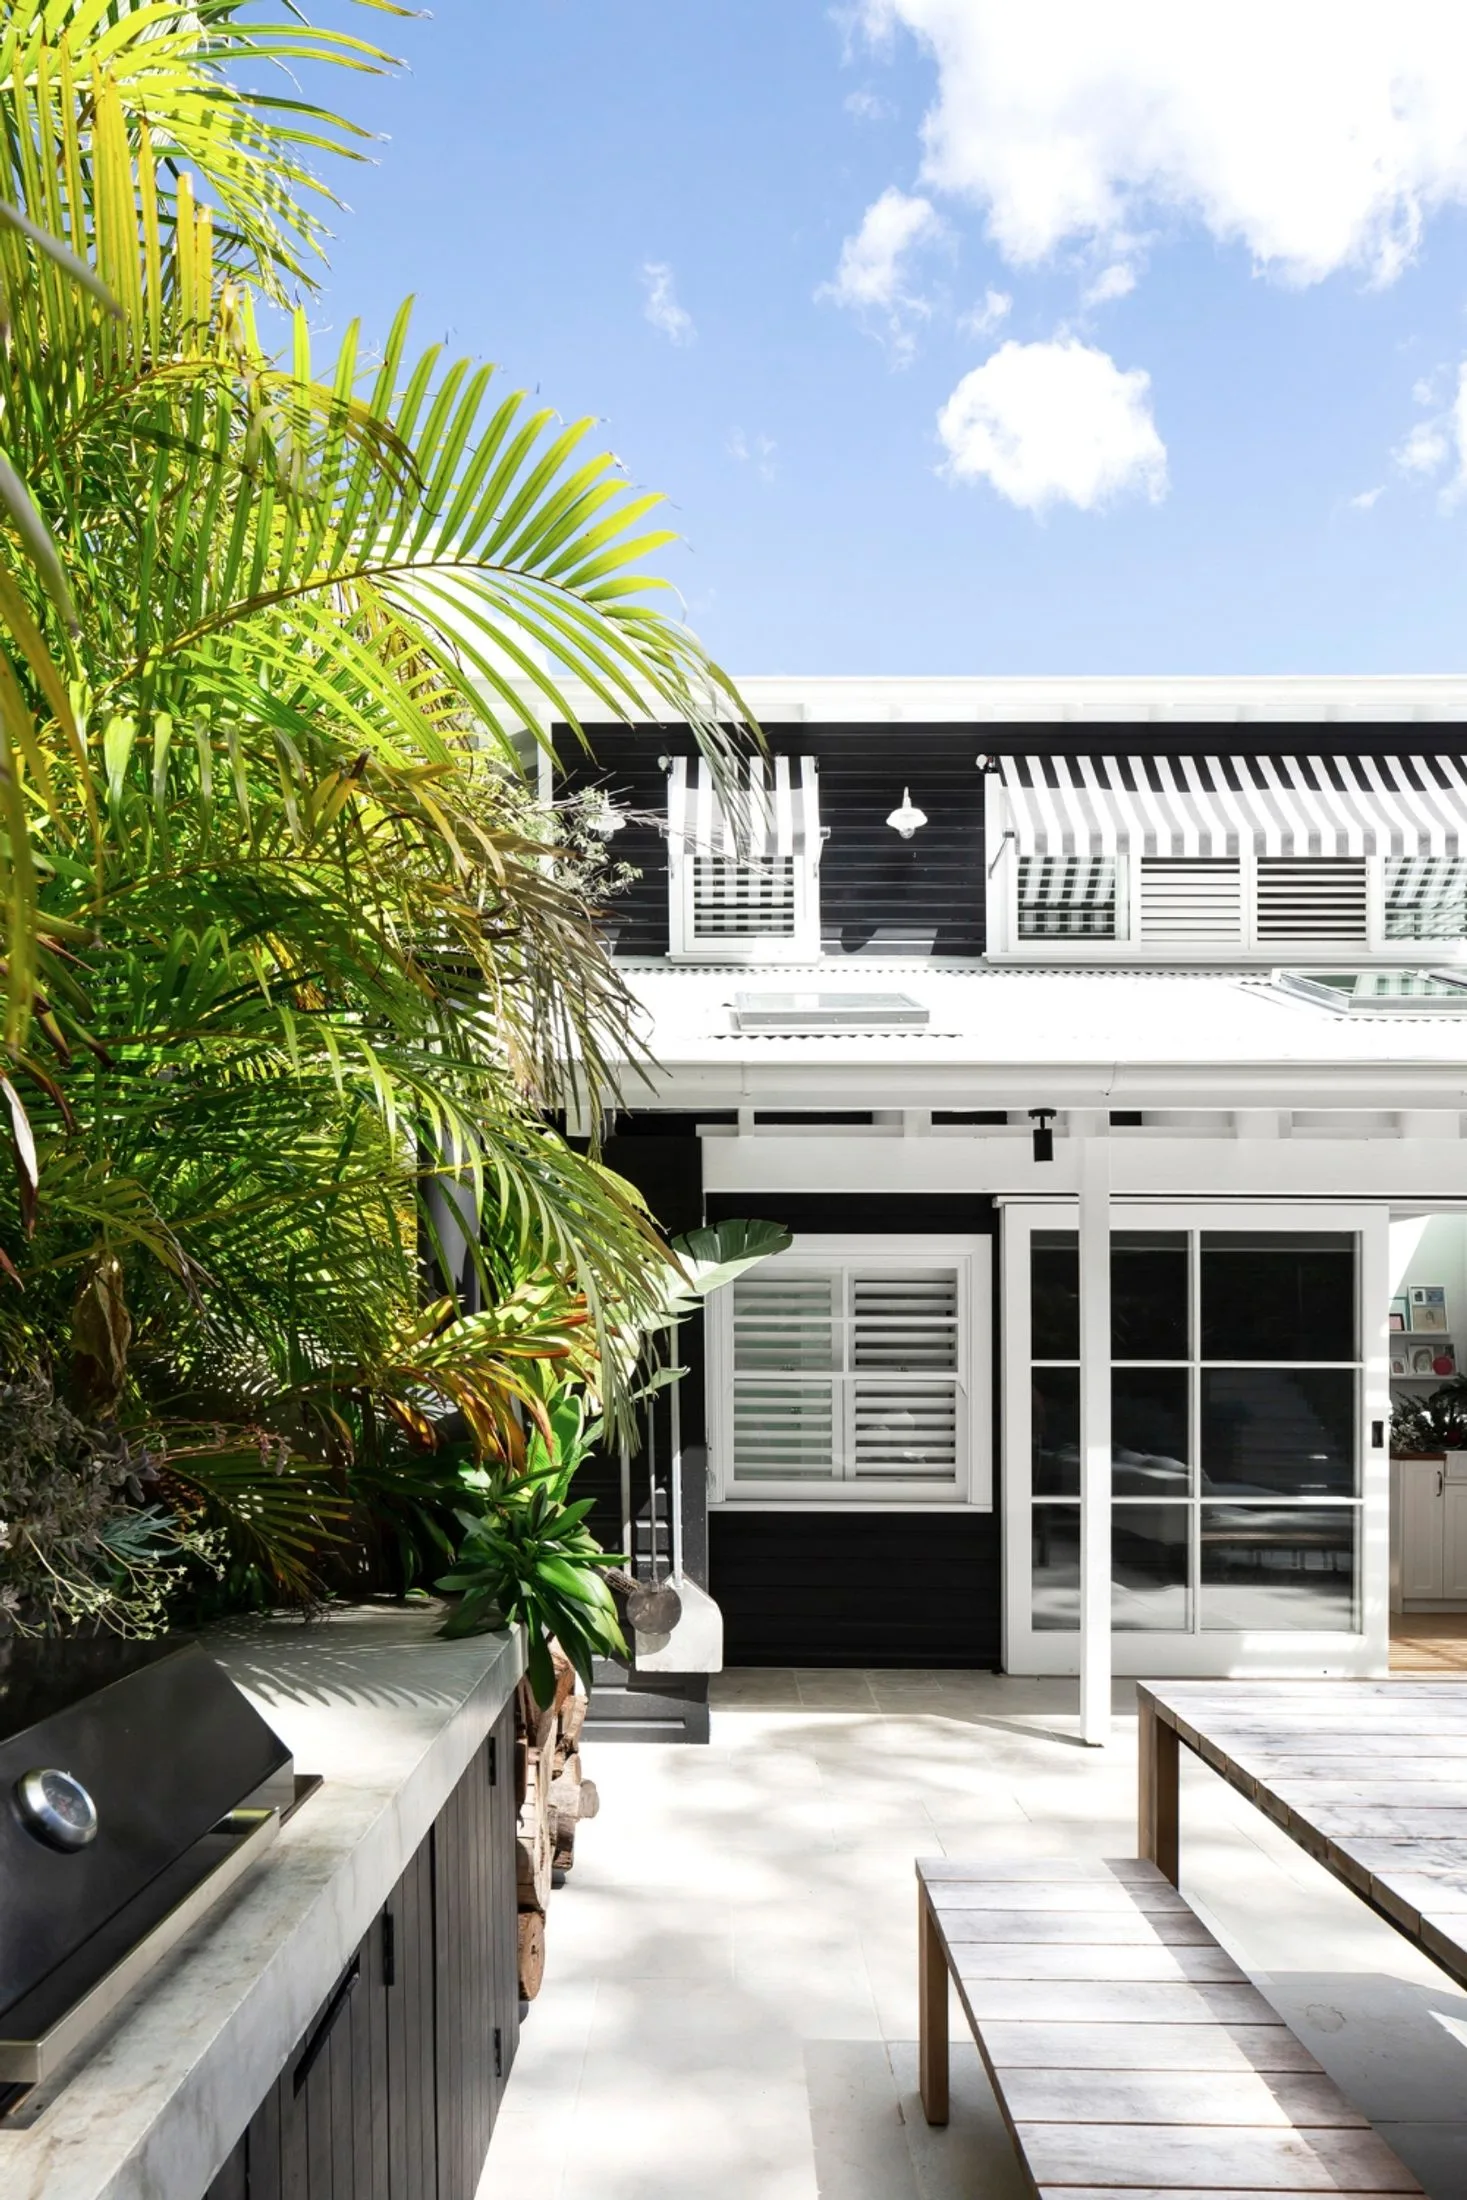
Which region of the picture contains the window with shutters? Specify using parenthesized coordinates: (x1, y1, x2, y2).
(1385, 856, 1467, 940)
(708, 1236, 991, 1508)
(667, 756, 822, 961)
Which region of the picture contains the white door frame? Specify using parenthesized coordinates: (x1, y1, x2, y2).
(1001, 1200, 1391, 1678)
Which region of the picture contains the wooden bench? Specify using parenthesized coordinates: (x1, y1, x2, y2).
(916, 1855, 1423, 2197)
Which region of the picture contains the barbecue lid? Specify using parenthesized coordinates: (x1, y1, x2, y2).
(0, 1637, 292, 2022)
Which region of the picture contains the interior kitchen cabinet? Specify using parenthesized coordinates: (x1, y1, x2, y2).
(1394, 1455, 1467, 1608)
(204, 1708, 518, 2200)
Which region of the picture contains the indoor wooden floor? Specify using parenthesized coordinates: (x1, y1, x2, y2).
(1391, 1612, 1467, 1672)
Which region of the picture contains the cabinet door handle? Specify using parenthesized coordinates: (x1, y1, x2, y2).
(293, 1956, 360, 2094)
(1440, 1468, 1446, 1498)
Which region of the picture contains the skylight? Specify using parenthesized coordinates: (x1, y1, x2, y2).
(1274, 970, 1467, 1014)
(731, 991, 930, 1033)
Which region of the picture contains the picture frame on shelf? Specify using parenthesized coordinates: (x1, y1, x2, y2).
(1410, 1285, 1449, 1334)
(1389, 1296, 1409, 1333)
(1391, 1342, 1411, 1376)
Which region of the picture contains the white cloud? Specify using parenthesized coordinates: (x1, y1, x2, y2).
(859, 3, 1467, 286)
(728, 428, 778, 482)
(1083, 263, 1138, 308)
(960, 286, 1012, 336)
(937, 338, 1168, 512)
(1394, 362, 1467, 502)
(1398, 421, 1450, 476)
(822, 186, 946, 311)
(640, 261, 695, 345)
(1348, 485, 1385, 510)
(845, 87, 893, 121)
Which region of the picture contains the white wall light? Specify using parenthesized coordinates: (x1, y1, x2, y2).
(886, 787, 927, 839)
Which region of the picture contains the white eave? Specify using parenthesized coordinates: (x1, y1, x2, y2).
(546, 673, 1467, 729)
(612, 963, 1467, 1113)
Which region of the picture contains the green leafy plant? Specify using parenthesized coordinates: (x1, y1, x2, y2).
(437, 1391, 626, 1703)
(0, 3, 763, 1619)
(1392, 1383, 1467, 1456)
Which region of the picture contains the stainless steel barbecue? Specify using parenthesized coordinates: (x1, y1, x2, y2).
(0, 1635, 302, 2093)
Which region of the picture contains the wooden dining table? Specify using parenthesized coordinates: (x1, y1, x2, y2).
(1138, 1678, 1467, 1992)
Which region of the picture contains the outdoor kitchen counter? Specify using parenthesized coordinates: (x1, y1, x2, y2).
(0, 1607, 523, 2200)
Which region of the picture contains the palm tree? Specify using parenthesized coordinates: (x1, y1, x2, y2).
(0, 2, 751, 1613)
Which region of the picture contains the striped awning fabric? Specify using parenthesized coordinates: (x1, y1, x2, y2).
(997, 755, 1467, 859)
(667, 754, 821, 861)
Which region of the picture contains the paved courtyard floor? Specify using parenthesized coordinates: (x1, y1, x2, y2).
(482, 1669, 1467, 2199)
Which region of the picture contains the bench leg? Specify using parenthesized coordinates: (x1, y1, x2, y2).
(919, 1885, 949, 2126)
(1138, 1690, 1180, 1885)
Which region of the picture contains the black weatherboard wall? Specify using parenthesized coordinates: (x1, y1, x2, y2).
(563, 725, 987, 958)
(565, 718, 1467, 963)
(706, 1195, 1002, 1670)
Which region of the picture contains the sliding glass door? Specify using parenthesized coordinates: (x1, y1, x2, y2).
(1004, 1203, 1389, 1676)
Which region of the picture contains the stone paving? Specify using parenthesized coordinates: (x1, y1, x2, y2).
(482, 1669, 1467, 2199)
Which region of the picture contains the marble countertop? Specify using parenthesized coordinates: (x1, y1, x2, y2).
(0, 1607, 523, 2200)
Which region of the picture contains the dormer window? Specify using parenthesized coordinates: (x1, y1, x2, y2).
(666, 755, 822, 961)
(990, 756, 1467, 962)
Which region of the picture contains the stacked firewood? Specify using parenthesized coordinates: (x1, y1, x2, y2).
(513, 1647, 599, 1999)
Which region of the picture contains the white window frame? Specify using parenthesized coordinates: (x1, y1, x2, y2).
(990, 847, 1467, 966)
(707, 1233, 993, 1511)
(666, 761, 823, 963)
(1001, 1200, 1390, 1678)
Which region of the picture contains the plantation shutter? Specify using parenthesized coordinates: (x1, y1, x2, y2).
(728, 1260, 963, 1494)
(1255, 857, 1368, 942)
(1138, 858, 1244, 944)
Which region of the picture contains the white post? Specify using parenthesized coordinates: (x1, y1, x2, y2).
(1079, 1137, 1112, 1746)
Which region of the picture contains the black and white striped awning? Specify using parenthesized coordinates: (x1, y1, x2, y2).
(997, 756, 1467, 858)
(667, 755, 821, 861)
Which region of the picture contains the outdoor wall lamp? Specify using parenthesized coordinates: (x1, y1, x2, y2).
(1029, 1107, 1056, 1163)
(585, 791, 628, 837)
(886, 787, 927, 839)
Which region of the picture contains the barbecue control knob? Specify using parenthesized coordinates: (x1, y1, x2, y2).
(13, 1767, 98, 1852)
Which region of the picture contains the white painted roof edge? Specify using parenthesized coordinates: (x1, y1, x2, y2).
(529, 673, 1467, 728)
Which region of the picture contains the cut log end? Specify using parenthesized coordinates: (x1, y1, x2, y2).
(516, 1909, 546, 2000)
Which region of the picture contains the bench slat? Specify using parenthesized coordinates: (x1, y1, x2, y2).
(952, 1945, 1244, 1984)
(939, 1906, 1217, 1945)
(955, 1978, 1280, 2024)
(1019, 2125, 1422, 2192)
(1000, 2069, 1368, 2128)
(917, 1856, 1165, 1883)
(981, 2022, 1323, 2074)
(930, 1883, 1192, 1913)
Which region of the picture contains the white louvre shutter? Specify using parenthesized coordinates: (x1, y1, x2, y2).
(1138, 858, 1244, 944)
(1385, 855, 1467, 940)
(850, 1268, 961, 1483)
(1255, 857, 1368, 942)
(731, 1272, 838, 1480)
(727, 1261, 965, 1493)
(692, 855, 797, 938)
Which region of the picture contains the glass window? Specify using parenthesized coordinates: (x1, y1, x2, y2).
(1113, 1368, 1190, 1494)
(1017, 856, 1117, 939)
(1200, 1506, 1357, 1632)
(1112, 1230, 1189, 1359)
(1032, 1503, 1080, 1629)
(1032, 1368, 1079, 1495)
(1113, 1505, 1191, 1631)
(1200, 1369, 1356, 1497)
(1201, 1232, 1355, 1362)
(1031, 1231, 1079, 1359)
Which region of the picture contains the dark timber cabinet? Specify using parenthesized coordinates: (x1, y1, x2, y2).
(204, 1708, 518, 2200)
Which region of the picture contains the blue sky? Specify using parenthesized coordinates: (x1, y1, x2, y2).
(301, 2, 1467, 677)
